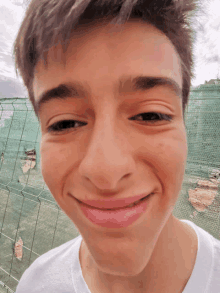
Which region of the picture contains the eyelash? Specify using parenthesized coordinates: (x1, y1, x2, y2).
(47, 112, 173, 133)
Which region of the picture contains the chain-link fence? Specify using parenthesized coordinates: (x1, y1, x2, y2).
(0, 85, 220, 292)
(173, 84, 220, 238)
(0, 98, 79, 293)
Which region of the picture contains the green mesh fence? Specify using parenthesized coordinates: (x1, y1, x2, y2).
(0, 98, 79, 293)
(0, 86, 220, 292)
(173, 84, 220, 238)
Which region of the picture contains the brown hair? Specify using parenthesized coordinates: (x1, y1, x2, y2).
(13, 0, 197, 119)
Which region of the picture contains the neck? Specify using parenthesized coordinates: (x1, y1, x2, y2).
(143, 216, 198, 292)
(80, 215, 198, 293)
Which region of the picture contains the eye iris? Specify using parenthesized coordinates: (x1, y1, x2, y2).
(142, 113, 159, 120)
(56, 120, 75, 130)
(132, 112, 173, 123)
(135, 112, 160, 121)
(62, 120, 75, 128)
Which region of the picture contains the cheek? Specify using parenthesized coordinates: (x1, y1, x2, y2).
(159, 139, 187, 174)
(141, 133, 187, 168)
(139, 132, 187, 194)
(148, 137, 187, 215)
(159, 137, 188, 207)
(164, 137, 187, 176)
(40, 140, 71, 190)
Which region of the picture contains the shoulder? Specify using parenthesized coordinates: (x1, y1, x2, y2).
(181, 219, 220, 247)
(32, 235, 82, 266)
(181, 219, 220, 259)
(181, 220, 220, 293)
(15, 235, 82, 293)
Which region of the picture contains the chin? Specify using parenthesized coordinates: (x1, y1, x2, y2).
(94, 255, 149, 277)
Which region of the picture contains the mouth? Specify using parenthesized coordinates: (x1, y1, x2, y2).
(77, 194, 152, 211)
(106, 195, 149, 210)
(78, 193, 153, 229)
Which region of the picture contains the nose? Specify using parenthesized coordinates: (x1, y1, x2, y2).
(78, 117, 136, 191)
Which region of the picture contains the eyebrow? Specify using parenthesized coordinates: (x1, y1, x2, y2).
(35, 76, 182, 115)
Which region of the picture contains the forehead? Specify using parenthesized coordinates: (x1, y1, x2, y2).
(33, 20, 182, 105)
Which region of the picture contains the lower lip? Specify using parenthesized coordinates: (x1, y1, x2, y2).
(79, 195, 151, 228)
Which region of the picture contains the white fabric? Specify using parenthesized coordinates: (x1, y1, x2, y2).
(181, 220, 220, 293)
(15, 220, 220, 293)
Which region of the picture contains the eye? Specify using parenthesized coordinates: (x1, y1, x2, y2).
(129, 112, 173, 124)
(47, 119, 87, 133)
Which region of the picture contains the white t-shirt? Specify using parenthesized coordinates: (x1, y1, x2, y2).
(15, 220, 220, 293)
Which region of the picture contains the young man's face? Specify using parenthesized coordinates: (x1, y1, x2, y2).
(33, 20, 187, 276)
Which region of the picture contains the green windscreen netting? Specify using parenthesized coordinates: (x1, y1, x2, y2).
(0, 98, 79, 293)
(0, 84, 220, 292)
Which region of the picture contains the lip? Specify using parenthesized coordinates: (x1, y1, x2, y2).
(75, 193, 152, 209)
(78, 193, 152, 228)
